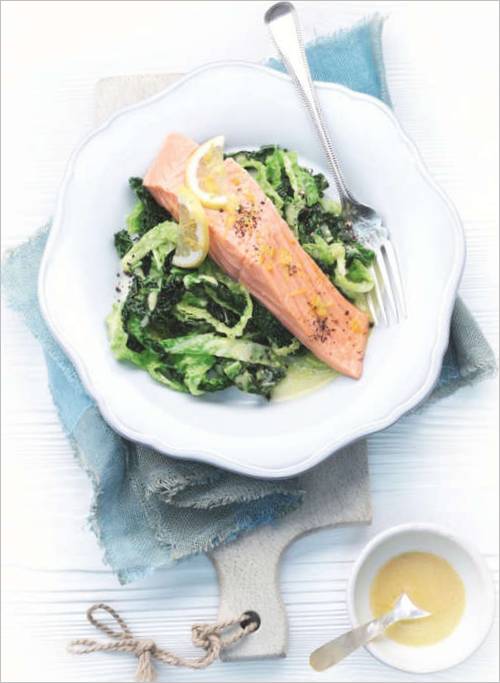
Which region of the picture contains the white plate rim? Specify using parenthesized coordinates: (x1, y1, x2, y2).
(346, 523, 496, 673)
(38, 60, 465, 478)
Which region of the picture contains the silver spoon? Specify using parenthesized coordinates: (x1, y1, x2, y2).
(309, 593, 430, 671)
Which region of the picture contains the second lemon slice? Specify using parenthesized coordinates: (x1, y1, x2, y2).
(185, 135, 229, 209)
(172, 186, 210, 269)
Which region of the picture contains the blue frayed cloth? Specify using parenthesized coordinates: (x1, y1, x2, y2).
(2, 16, 496, 584)
(268, 15, 392, 106)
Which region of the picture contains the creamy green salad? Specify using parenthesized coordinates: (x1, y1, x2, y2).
(108, 147, 375, 399)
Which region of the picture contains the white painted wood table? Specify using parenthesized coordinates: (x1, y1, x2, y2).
(2, 2, 498, 681)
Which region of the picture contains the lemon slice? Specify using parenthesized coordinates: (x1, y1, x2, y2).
(172, 186, 209, 268)
(185, 135, 229, 209)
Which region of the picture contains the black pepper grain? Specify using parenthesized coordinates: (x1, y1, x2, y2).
(233, 207, 259, 238)
(311, 316, 332, 344)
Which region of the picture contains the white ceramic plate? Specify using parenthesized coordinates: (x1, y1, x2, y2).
(348, 524, 495, 673)
(38, 61, 465, 478)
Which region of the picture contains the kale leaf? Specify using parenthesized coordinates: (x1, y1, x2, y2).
(129, 177, 173, 235)
(114, 229, 134, 258)
(247, 300, 295, 348)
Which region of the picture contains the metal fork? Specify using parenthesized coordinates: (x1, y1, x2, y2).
(265, 1, 406, 324)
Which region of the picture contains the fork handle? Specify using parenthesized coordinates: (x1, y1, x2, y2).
(265, 1, 352, 206)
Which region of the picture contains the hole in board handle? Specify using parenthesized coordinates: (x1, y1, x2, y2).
(240, 611, 261, 632)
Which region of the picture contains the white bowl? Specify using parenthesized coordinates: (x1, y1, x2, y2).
(348, 524, 495, 673)
(38, 61, 465, 477)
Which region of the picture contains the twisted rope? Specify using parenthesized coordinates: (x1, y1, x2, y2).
(68, 603, 259, 682)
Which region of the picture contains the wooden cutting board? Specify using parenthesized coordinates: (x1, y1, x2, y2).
(95, 73, 372, 661)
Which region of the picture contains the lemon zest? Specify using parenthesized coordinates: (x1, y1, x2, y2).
(350, 318, 364, 334)
(310, 295, 329, 319)
(288, 287, 308, 297)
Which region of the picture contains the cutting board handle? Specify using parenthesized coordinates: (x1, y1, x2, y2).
(212, 530, 289, 660)
(210, 441, 371, 661)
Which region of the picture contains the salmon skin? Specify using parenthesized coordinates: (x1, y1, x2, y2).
(144, 133, 370, 379)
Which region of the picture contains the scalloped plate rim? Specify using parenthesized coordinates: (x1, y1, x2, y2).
(38, 60, 465, 478)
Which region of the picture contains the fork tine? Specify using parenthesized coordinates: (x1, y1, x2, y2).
(383, 240, 407, 318)
(374, 246, 399, 323)
(367, 294, 379, 325)
(369, 265, 389, 325)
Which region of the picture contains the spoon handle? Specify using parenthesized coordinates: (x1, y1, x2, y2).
(309, 618, 387, 671)
(264, 1, 352, 205)
(309, 614, 393, 671)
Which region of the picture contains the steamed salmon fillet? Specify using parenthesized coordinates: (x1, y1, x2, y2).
(144, 133, 370, 378)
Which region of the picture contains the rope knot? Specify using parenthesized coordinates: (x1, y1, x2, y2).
(134, 639, 156, 656)
(191, 623, 219, 652)
(134, 640, 157, 683)
(69, 603, 258, 681)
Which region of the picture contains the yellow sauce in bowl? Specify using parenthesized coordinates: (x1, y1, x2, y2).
(370, 552, 465, 646)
